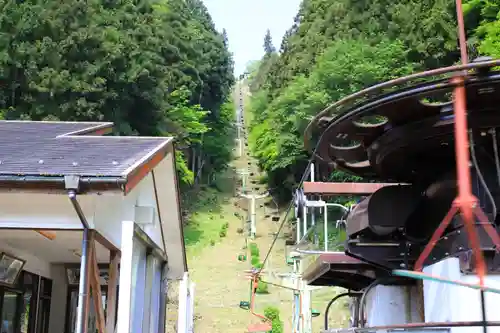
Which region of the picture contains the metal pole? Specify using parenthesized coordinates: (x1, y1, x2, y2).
(292, 258, 300, 333)
(296, 217, 301, 244)
(251, 196, 256, 238)
(69, 189, 91, 333)
(295, 191, 301, 244)
(456, 0, 468, 65)
(310, 164, 318, 246)
(324, 203, 328, 251)
(303, 207, 308, 239)
(75, 227, 89, 333)
(240, 192, 269, 239)
(324, 293, 361, 330)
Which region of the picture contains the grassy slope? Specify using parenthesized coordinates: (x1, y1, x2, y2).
(175, 81, 349, 332)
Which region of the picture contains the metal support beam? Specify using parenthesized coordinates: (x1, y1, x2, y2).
(303, 182, 401, 195)
(239, 192, 269, 238)
(75, 228, 91, 333)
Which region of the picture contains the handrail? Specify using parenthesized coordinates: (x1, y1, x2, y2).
(324, 292, 362, 330)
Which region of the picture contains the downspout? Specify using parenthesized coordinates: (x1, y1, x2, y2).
(66, 176, 91, 333)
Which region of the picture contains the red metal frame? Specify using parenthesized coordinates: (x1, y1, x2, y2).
(302, 182, 399, 195)
(246, 275, 272, 332)
(414, 0, 500, 288)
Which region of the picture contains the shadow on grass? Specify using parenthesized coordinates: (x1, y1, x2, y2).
(181, 167, 239, 251)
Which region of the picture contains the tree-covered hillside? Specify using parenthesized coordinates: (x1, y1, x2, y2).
(246, 0, 500, 200)
(0, 0, 234, 186)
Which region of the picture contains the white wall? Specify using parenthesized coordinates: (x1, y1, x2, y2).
(48, 264, 69, 333)
(154, 150, 187, 279)
(423, 258, 500, 333)
(122, 173, 164, 251)
(0, 192, 94, 229)
(365, 285, 422, 326)
(117, 220, 167, 333)
(0, 241, 52, 278)
(0, 155, 182, 270)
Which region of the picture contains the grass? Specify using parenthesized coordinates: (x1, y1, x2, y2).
(177, 83, 349, 332)
(183, 172, 237, 257)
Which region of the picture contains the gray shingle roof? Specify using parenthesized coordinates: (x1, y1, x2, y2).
(0, 121, 172, 177)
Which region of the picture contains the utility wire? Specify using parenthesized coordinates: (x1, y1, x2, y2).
(257, 124, 330, 275)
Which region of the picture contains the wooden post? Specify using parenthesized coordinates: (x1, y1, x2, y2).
(89, 237, 106, 333)
(106, 251, 120, 333)
(34, 230, 56, 240)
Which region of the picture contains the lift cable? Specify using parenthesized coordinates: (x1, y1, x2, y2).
(257, 119, 332, 276)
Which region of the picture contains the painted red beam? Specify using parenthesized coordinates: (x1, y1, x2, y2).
(302, 182, 402, 195)
(318, 252, 365, 264)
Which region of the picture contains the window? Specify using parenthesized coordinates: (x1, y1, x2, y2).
(1, 291, 18, 333)
(0, 272, 52, 333)
(65, 286, 119, 333)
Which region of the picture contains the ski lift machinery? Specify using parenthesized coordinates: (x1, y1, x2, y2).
(298, 0, 500, 332)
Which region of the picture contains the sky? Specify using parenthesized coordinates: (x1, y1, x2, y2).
(202, 0, 302, 75)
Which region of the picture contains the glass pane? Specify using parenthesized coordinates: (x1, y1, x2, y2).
(68, 290, 78, 333)
(19, 290, 32, 333)
(37, 298, 50, 333)
(0, 256, 24, 285)
(40, 278, 52, 298)
(22, 272, 33, 287)
(1, 291, 19, 333)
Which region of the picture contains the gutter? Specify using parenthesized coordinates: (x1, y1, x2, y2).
(0, 175, 126, 192)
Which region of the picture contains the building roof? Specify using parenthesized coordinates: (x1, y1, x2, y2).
(0, 120, 174, 193)
(302, 252, 387, 290)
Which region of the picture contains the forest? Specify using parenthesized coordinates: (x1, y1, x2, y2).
(246, 0, 500, 200)
(0, 0, 234, 186)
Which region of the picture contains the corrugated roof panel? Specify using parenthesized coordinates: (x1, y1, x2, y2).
(0, 121, 172, 177)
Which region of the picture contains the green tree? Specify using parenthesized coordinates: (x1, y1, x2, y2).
(245, 0, 498, 200)
(0, 0, 235, 186)
(248, 37, 415, 200)
(263, 29, 276, 55)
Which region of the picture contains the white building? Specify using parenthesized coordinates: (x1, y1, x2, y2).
(0, 120, 187, 333)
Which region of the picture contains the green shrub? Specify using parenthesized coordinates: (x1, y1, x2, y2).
(249, 243, 260, 257)
(264, 307, 280, 321)
(255, 281, 269, 294)
(270, 319, 283, 333)
(264, 306, 283, 333)
(219, 221, 229, 238)
(251, 256, 260, 266)
(254, 262, 263, 269)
